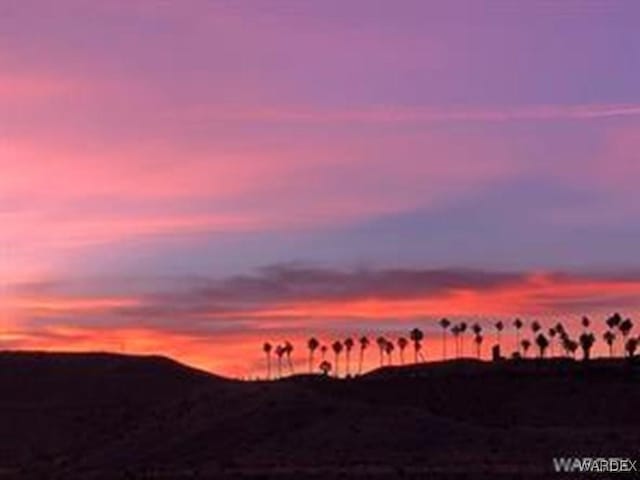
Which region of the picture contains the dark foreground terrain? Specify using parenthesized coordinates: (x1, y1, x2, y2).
(1, 352, 639, 479)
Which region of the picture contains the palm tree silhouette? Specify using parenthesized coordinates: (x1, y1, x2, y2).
(581, 316, 591, 333)
(472, 323, 482, 336)
(319, 360, 332, 376)
(320, 345, 328, 361)
(473, 333, 483, 358)
(606, 313, 622, 354)
(344, 337, 355, 376)
(555, 323, 566, 356)
(558, 331, 568, 357)
(625, 337, 638, 358)
(439, 318, 451, 359)
(384, 340, 395, 365)
(376, 336, 387, 366)
(531, 321, 541, 334)
(494, 320, 504, 352)
(566, 338, 578, 358)
(561, 335, 578, 358)
(284, 341, 294, 374)
(397, 337, 408, 364)
(358, 336, 370, 374)
(603, 330, 616, 358)
(471, 323, 482, 358)
(451, 324, 461, 358)
(332, 340, 343, 377)
(513, 318, 523, 354)
(619, 318, 634, 342)
(535, 333, 549, 358)
(606, 312, 622, 331)
(275, 344, 285, 378)
(548, 327, 557, 357)
(409, 328, 424, 363)
(458, 322, 468, 356)
(263, 342, 273, 380)
(307, 337, 319, 373)
(579, 332, 595, 361)
(521, 339, 531, 358)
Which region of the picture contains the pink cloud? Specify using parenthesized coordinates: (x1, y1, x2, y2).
(5, 266, 640, 376)
(178, 103, 640, 124)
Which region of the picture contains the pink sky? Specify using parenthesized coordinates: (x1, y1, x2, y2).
(2, 1, 640, 376)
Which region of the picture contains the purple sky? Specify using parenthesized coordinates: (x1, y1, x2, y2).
(2, 1, 640, 374)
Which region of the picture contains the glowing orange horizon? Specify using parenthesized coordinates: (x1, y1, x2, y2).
(3, 271, 640, 377)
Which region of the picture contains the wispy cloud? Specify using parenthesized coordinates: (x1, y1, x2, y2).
(179, 104, 640, 125)
(10, 265, 640, 329)
(6, 265, 640, 375)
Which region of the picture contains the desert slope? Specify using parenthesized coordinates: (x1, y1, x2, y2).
(0, 352, 639, 479)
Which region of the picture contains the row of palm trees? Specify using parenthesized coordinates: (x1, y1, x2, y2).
(261, 313, 638, 379)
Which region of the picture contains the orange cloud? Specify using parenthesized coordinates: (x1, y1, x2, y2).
(5, 267, 640, 377)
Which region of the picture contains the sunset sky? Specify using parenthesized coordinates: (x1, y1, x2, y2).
(2, 1, 640, 376)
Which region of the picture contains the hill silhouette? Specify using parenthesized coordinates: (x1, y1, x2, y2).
(1, 351, 639, 479)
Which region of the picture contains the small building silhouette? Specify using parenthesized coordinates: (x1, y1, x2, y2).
(492, 345, 501, 361)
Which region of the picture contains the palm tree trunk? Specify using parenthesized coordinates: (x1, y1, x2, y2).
(309, 351, 314, 374)
(442, 330, 446, 360)
(358, 348, 364, 375)
(334, 353, 339, 378)
(267, 353, 271, 380)
(287, 355, 294, 374)
(346, 351, 351, 376)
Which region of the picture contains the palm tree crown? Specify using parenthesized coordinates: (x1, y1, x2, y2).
(625, 338, 638, 358)
(438, 319, 450, 359)
(283, 341, 294, 374)
(603, 330, 616, 357)
(307, 337, 319, 373)
(263, 342, 273, 380)
(344, 337, 355, 376)
(409, 328, 424, 363)
(332, 340, 344, 377)
(606, 312, 622, 330)
(579, 332, 595, 361)
(619, 318, 634, 338)
(535, 333, 549, 358)
(358, 336, 370, 374)
(319, 360, 332, 376)
(513, 318, 524, 354)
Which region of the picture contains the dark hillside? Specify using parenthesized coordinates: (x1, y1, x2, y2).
(1, 352, 638, 479)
